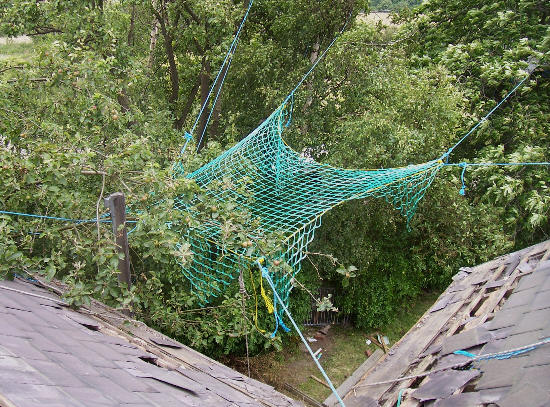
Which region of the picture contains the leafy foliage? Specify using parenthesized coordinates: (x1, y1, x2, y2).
(0, 0, 548, 359)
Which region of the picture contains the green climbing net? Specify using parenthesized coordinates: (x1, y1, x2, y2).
(172, 99, 444, 315)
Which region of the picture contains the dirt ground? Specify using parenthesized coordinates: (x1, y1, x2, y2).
(223, 292, 441, 404)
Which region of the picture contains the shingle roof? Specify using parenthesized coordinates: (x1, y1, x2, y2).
(325, 240, 550, 407)
(0, 278, 302, 407)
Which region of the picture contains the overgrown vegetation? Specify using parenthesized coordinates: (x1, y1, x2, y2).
(1, 0, 548, 361)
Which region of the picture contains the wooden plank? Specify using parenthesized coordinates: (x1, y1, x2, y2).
(284, 383, 324, 407)
(104, 192, 131, 289)
(324, 349, 384, 406)
(0, 392, 18, 407)
(310, 375, 331, 389)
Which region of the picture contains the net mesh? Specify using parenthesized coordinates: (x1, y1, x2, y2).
(172, 100, 443, 315)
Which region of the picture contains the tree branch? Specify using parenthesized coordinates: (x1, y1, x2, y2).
(151, 1, 180, 105)
(183, 3, 201, 25)
(27, 27, 63, 36)
(176, 76, 200, 130)
(0, 66, 24, 74)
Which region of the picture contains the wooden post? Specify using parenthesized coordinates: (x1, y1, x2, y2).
(104, 192, 131, 289)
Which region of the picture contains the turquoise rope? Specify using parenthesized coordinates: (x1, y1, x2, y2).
(443, 161, 550, 195)
(190, 0, 254, 142)
(258, 262, 291, 336)
(453, 350, 477, 358)
(288, 14, 351, 97)
(0, 210, 137, 224)
(397, 388, 406, 407)
(259, 260, 346, 407)
(195, 40, 238, 152)
(453, 337, 550, 361)
(445, 162, 550, 167)
(442, 75, 529, 160)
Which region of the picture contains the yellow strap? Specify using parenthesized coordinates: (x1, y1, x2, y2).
(248, 267, 266, 333)
(260, 272, 275, 314)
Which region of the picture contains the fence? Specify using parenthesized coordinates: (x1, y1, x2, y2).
(303, 287, 350, 326)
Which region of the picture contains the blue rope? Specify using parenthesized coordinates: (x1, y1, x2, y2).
(288, 15, 351, 98)
(195, 40, 238, 152)
(453, 337, 550, 362)
(459, 163, 467, 196)
(445, 162, 550, 167)
(258, 259, 346, 407)
(443, 161, 550, 195)
(442, 75, 529, 161)
(453, 350, 477, 358)
(189, 0, 253, 147)
(0, 210, 138, 224)
(397, 388, 407, 407)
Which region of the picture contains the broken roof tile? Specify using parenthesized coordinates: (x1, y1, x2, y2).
(411, 369, 480, 402)
(452, 271, 468, 282)
(98, 367, 160, 393)
(513, 308, 550, 334)
(485, 279, 506, 289)
(441, 326, 494, 355)
(468, 273, 489, 286)
(433, 392, 482, 407)
(419, 343, 442, 358)
(0, 278, 297, 407)
(530, 291, 550, 311)
(486, 306, 526, 330)
(65, 312, 102, 330)
(497, 382, 550, 407)
(436, 352, 473, 370)
(149, 336, 182, 348)
(503, 256, 521, 276)
(501, 289, 536, 310)
(431, 294, 455, 313)
(475, 357, 527, 390)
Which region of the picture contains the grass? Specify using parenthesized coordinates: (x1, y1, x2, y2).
(0, 40, 37, 65)
(242, 290, 441, 404)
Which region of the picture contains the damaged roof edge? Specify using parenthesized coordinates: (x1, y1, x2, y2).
(0, 277, 302, 407)
(327, 239, 550, 407)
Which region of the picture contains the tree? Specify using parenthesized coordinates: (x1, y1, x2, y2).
(401, 0, 550, 247)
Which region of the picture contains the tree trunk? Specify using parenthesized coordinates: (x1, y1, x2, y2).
(128, 4, 136, 46)
(148, 22, 159, 69)
(300, 37, 320, 134)
(175, 77, 200, 131)
(303, 37, 320, 113)
(148, 0, 159, 68)
(209, 63, 228, 140)
(152, 4, 179, 106)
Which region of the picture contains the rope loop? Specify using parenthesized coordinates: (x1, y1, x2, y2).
(459, 162, 468, 196)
